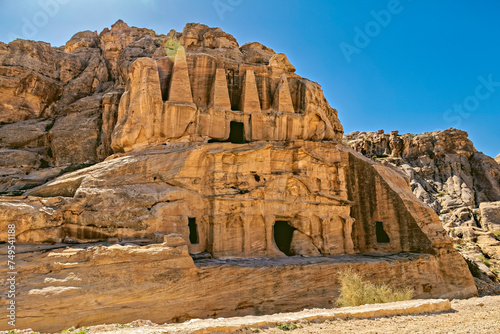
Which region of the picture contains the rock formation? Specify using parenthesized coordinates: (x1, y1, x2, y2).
(0, 22, 476, 332)
(345, 129, 500, 292)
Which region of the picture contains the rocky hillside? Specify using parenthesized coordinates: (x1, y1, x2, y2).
(345, 129, 500, 291)
(0, 20, 342, 197)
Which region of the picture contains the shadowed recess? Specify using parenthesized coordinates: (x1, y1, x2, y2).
(376, 221, 390, 244)
(274, 220, 296, 256)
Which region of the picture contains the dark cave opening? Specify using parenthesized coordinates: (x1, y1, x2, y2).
(274, 221, 296, 256)
(188, 217, 199, 244)
(376, 221, 390, 243)
(208, 121, 246, 144)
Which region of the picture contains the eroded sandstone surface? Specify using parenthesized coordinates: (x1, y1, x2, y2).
(0, 21, 477, 332)
(345, 129, 500, 291)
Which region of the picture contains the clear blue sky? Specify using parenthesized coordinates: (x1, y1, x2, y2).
(1, 0, 499, 157)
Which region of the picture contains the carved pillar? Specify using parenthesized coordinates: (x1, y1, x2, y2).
(343, 216, 355, 254)
(239, 70, 261, 112)
(210, 68, 231, 109)
(168, 46, 193, 104)
(272, 74, 294, 113)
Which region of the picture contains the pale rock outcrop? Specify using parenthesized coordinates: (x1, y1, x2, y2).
(180, 22, 242, 60)
(480, 202, 500, 231)
(269, 53, 296, 72)
(240, 42, 275, 64)
(158, 299, 452, 333)
(64, 30, 100, 53)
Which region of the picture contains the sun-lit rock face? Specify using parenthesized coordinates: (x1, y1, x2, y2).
(0, 20, 342, 195)
(110, 40, 343, 152)
(0, 21, 476, 332)
(3, 142, 439, 258)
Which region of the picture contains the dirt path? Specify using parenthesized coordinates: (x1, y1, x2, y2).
(6, 296, 500, 334)
(257, 296, 500, 334)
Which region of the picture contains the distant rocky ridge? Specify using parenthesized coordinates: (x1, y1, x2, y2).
(345, 129, 500, 292)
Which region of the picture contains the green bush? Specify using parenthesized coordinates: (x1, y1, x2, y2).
(276, 323, 299, 331)
(336, 268, 414, 307)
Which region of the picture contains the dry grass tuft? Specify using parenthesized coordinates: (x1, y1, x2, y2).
(336, 268, 414, 307)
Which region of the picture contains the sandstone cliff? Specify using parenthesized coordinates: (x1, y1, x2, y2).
(0, 20, 342, 197)
(345, 129, 500, 290)
(0, 21, 477, 331)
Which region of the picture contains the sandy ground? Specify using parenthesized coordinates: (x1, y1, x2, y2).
(20, 295, 497, 334)
(256, 296, 500, 334)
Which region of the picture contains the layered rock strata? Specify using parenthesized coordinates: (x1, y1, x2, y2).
(0, 21, 477, 331)
(1, 245, 466, 332)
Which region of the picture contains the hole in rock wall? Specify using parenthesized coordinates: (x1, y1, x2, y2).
(189, 217, 199, 244)
(209, 121, 246, 144)
(227, 121, 246, 144)
(375, 221, 390, 243)
(274, 221, 296, 256)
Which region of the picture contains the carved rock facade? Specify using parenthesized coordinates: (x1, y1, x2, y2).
(111, 47, 342, 152)
(0, 22, 476, 332)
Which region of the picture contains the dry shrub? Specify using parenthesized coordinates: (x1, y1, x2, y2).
(336, 268, 414, 307)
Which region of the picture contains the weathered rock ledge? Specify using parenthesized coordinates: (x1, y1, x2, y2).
(0, 242, 464, 332)
(158, 298, 452, 334)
